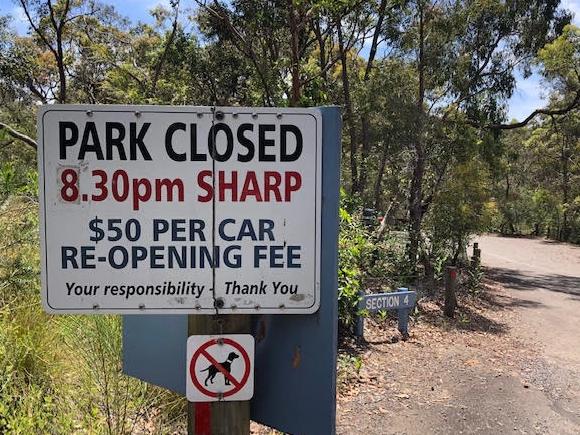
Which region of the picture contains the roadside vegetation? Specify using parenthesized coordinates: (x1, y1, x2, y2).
(1, 0, 578, 432)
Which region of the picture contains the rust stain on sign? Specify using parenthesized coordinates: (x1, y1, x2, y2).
(292, 346, 301, 368)
(290, 294, 305, 302)
(256, 318, 267, 343)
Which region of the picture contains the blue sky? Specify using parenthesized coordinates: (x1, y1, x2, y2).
(1, 0, 578, 121)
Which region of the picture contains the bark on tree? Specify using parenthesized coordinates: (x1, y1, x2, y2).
(337, 16, 359, 193)
(313, 18, 328, 89)
(0, 122, 37, 149)
(149, 0, 180, 99)
(560, 129, 571, 241)
(408, 2, 426, 270)
(288, 0, 302, 107)
(20, 0, 72, 103)
(47, 0, 71, 103)
(358, 0, 388, 195)
(469, 90, 580, 130)
(373, 140, 389, 209)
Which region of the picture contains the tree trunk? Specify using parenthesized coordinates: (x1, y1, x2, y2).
(408, 3, 426, 270)
(313, 17, 328, 93)
(444, 266, 458, 318)
(150, 1, 180, 99)
(56, 38, 66, 103)
(561, 133, 570, 241)
(373, 141, 389, 208)
(52, 1, 70, 103)
(337, 18, 358, 193)
(358, 0, 388, 196)
(288, 0, 301, 106)
(420, 251, 435, 295)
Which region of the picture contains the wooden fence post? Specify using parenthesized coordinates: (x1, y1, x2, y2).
(471, 242, 481, 267)
(187, 314, 251, 435)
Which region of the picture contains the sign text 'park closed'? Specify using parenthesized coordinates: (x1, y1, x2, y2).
(38, 105, 322, 314)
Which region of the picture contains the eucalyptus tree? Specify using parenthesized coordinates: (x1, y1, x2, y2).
(393, 0, 572, 268)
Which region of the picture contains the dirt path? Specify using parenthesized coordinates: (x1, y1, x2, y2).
(335, 235, 580, 435)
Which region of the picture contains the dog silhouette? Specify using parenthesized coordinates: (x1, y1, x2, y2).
(200, 351, 239, 386)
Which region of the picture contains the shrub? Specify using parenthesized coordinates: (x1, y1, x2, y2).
(338, 192, 372, 331)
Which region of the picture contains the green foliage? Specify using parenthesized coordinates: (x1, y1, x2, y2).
(424, 159, 495, 265)
(0, 296, 74, 434)
(338, 191, 412, 331)
(492, 110, 579, 242)
(0, 1, 578, 431)
(58, 315, 185, 433)
(364, 234, 409, 281)
(338, 190, 372, 330)
(464, 263, 485, 295)
(337, 353, 363, 386)
(538, 24, 580, 94)
(0, 193, 186, 432)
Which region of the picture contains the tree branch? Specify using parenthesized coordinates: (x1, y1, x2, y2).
(0, 122, 37, 149)
(150, 0, 180, 97)
(196, 0, 275, 105)
(474, 90, 580, 130)
(19, 0, 58, 57)
(363, 0, 388, 81)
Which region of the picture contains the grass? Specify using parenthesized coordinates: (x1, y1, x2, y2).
(0, 194, 187, 433)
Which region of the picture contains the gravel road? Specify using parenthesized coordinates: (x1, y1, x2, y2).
(476, 235, 580, 433)
(477, 235, 580, 366)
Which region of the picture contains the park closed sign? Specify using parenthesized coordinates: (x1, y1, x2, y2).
(38, 105, 322, 314)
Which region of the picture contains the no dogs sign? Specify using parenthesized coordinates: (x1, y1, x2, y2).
(186, 334, 254, 402)
(37, 105, 321, 314)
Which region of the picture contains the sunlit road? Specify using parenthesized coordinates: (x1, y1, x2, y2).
(476, 234, 580, 365)
(476, 234, 580, 432)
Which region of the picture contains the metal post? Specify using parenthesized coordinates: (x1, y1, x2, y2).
(396, 287, 410, 340)
(187, 314, 251, 435)
(354, 290, 365, 338)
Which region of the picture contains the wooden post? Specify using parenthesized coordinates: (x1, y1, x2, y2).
(187, 314, 251, 435)
(471, 242, 481, 267)
(473, 248, 481, 266)
(444, 266, 457, 318)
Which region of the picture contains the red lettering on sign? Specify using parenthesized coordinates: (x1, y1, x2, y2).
(284, 171, 301, 201)
(240, 171, 263, 202)
(196, 171, 303, 203)
(197, 170, 213, 203)
(264, 171, 282, 201)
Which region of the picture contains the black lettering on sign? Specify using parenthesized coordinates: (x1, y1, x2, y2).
(258, 124, 276, 162)
(208, 123, 234, 162)
(280, 124, 303, 162)
(59, 122, 152, 161)
(237, 123, 254, 162)
(106, 122, 127, 160)
(59, 122, 78, 159)
(165, 122, 187, 162)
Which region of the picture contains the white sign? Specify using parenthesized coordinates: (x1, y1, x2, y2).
(186, 334, 254, 402)
(37, 105, 321, 314)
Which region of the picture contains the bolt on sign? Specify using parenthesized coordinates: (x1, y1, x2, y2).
(186, 334, 254, 402)
(37, 105, 322, 314)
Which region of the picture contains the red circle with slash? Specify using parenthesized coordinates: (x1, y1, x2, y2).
(189, 338, 251, 398)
